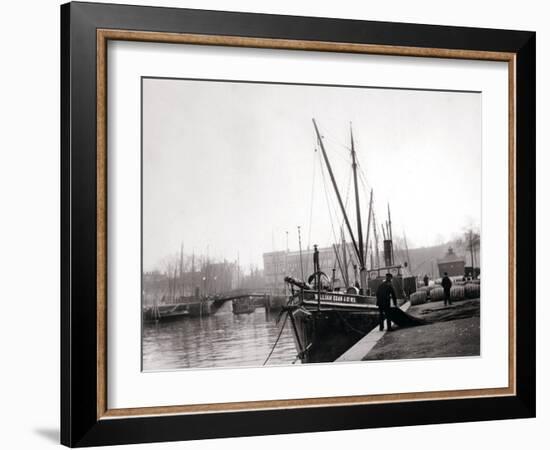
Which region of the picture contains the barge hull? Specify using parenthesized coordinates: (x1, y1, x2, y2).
(291, 307, 379, 363)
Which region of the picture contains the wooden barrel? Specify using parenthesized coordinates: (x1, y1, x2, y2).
(417, 285, 433, 298)
(450, 286, 465, 301)
(430, 287, 445, 302)
(410, 291, 427, 306)
(464, 283, 481, 299)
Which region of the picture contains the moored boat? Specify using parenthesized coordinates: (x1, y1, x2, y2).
(281, 119, 417, 363)
(283, 277, 380, 362)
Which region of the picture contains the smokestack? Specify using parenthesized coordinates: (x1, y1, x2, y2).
(383, 240, 393, 267)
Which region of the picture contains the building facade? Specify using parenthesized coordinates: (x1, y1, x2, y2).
(437, 247, 466, 277)
(263, 244, 363, 291)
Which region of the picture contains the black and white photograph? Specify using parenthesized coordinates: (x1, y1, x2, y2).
(0, 0, 542, 447)
(141, 77, 482, 370)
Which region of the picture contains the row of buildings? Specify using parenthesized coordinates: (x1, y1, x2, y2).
(263, 243, 479, 292)
(143, 242, 479, 305)
(142, 261, 264, 306)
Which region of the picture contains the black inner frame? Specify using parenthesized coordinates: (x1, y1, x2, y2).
(61, 2, 535, 447)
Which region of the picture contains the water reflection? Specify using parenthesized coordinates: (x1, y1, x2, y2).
(142, 302, 297, 370)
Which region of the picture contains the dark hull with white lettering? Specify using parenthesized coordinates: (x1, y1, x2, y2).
(285, 290, 380, 363)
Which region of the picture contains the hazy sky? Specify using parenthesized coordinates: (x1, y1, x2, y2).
(142, 78, 481, 271)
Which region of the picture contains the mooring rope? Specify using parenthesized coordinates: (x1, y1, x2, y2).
(263, 312, 289, 366)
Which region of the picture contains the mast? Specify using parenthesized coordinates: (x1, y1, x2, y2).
(179, 242, 184, 298)
(314, 245, 321, 310)
(350, 124, 367, 292)
(404, 232, 412, 273)
(191, 252, 196, 295)
(312, 119, 360, 261)
(387, 203, 395, 266)
(387, 203, 393, 241)
(373, 211, 380, 269)
(284, 231, 289, 289)
(365, 189, 373, 268)
(172, 265, 178, 302)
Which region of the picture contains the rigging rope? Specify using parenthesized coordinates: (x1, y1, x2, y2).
(318, 150, 349, 253)
(315, 138, 358, 287)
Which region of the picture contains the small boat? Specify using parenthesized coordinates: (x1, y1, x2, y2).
(142, 303, 190, 322)
(232, 297, 256, 315)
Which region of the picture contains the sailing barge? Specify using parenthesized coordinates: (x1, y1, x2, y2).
(283, 119, 416, 363)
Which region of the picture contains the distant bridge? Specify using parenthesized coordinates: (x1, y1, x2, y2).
(143, 288, 288, 321)
(208, 289, 286, 313)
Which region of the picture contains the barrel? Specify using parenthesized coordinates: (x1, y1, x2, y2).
(464, 283, 481, 299)
(429, 287, 445, 302)
(417, 285, 433, 296)
(450, 285, 465, 301)
(410, 291, 427, 306)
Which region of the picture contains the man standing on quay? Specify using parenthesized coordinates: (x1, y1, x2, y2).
(441, 272, 453, 306)
(376, 273, 398, 331)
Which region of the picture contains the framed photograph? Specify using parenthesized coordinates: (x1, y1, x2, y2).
(61, 1, 535, 447)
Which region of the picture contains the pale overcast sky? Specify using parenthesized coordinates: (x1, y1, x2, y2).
(142, 78, 481, 271)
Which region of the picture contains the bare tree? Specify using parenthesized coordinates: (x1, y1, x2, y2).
(454, 227, 481, 277)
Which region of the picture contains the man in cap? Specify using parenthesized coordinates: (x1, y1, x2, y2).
(441, 272, 453, 306)
(376, 273, 398, 331)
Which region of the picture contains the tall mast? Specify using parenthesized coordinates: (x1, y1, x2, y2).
(179, 242, 184, 297)
(387, 203, 393, 241)
(172, 265, 178, 301)
(191, 251, 195, 294)
(350, 124, 367, 292)
(350, 124, 365, 269)
(373, 211, 380, 268)
(403, 232, 412, 272)
(312, 119, 360, 261)
(365, 189, 373, 268)
(388, 203, 395, 265)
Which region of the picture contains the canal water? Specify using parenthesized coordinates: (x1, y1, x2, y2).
(142, 303, 298, 371)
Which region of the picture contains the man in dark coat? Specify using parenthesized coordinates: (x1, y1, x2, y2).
(441, 272, 453, 306)
(376, 273, 398, 331)
(423, 274, 429, 287)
